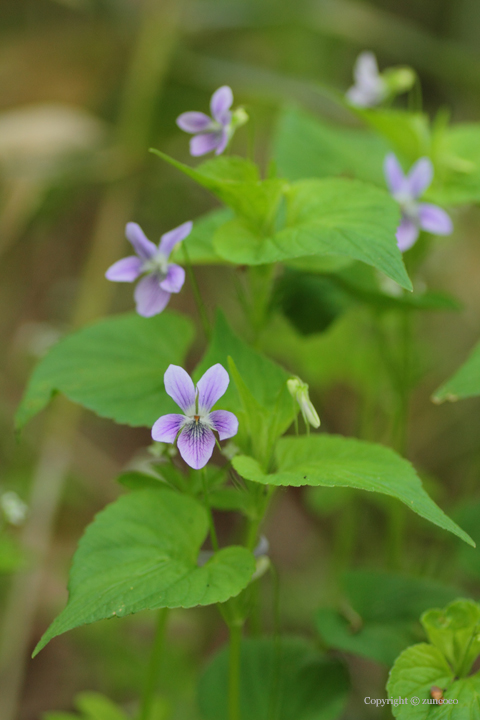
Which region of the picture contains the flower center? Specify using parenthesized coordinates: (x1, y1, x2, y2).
(142, 251, 168, 277)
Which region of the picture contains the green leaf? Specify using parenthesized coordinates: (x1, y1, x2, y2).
(42, 692, 129, 720)
(117, 471, 165, 492)
(214, 178, 411, 290)
(434, 340, 480, 403)
(75, 692, 128, 720)
(317, 608, 413, 667)
(16, 311, 194, 430)
(232, 435, 474, 546)
(387, 643, 454, 719)
(150, 151, 285, 232)
(316, 572, 461, 667)
(344, 571, 461, 624)
(33, 489, 255, 656)
(355, 109, 431, 163)
(195, 312, 294, 458)
(429, 123, 480, 206)
(274, 107, 388, 186)
(170, 208, 233, 265)
(421, 600, 480, 677)
(198, 636, 350, 720)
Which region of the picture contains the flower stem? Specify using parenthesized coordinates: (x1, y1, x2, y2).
(202, 468, 219, 551)
(182, 243, 211, 340)
(138, 607, 169, 720)
(228, 622, 243, 720)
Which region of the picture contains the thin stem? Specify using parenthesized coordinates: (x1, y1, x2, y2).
(228, 623, 242, 720)
(202, 469, 219, 551)
(268, 563, 281, 720)
(182, 243, 211, 340)
(139, 608, 169, 720)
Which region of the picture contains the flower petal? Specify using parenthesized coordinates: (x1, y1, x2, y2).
(164, 365, 196, 413)
(134, 274, 171, 317)
(214, 127, 229, 156)
(105, 256, 142, 282)
(176, 112, 213, 133)
(418, 203, 453, 236)
(197, 363, 229, 413)
(177, 422, 216, 470)
(209, 410, 238, 440)
(160, 263, 185, 293)
(345, 85, 378, 107)
(354, 51, 380, 86)
(125, 222, 157, 260)
(151, 413, 185, 443)
(396, 217, 419, 252)
(407, 157, 433, 198)
(189, 132, 221, 156)
(384, 153, 406, 195)
(210, 86, 233, 124)
(158, 221, 193, 257)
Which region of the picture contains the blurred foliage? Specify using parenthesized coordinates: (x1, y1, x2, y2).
(1, 0, 480, 719)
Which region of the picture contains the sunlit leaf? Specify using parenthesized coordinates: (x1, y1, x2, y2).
(33, 489, 255, 656)
(434, 339, 480, 403)
(233, 435, 474, 546)
(16, 311, 194, 429)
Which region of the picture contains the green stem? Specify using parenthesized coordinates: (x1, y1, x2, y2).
(228, 623, 243, 720)
(139, 608, 169, 720)
(182, 243, 211, 340)
(202, 469, 219, 551)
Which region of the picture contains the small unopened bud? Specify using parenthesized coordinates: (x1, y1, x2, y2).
(384, 67, 415, 94)
(287, 377, 320, 429)
(1, 492, 28, 526)
(231, 107, 249, 130)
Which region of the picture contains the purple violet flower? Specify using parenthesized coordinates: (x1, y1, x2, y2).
(105, 221, 192, 317)
(176, 86, 246, 157)
(384, 153, 453, 252)
(152, 364, 239, 470)
(346, 52, 387, 108)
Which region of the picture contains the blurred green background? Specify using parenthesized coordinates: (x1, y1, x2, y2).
(2, 0, 480, 718)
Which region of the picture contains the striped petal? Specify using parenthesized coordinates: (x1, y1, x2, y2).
(164, 365, 196, 414)
(197, 364, 229, 413)
(209, 410, 238, 440)
(151, 413, 185, 443)
(177, 421, 216, 470)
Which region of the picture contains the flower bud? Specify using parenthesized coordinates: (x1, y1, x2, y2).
(384, 67, 415, 95)
(1, 491, 28, 526)
(287, 377, 320, 429)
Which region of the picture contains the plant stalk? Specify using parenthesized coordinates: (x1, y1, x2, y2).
(138, 608, 169, 720)
(228, 622, 243, 720)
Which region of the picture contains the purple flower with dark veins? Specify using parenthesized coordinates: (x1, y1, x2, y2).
(384, 153, 453, 252)
(176, 86, 247, 157)
(105, 221, 192, 317)
(152, 364, 239, 470)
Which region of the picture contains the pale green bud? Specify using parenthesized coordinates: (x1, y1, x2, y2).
(1, 491, 28, 526)
(230, 107, 249, 131)
(384, 67, 415, 95)
(287, 376, 320, 429)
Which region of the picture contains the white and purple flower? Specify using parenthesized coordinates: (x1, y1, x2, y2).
(176, 86, 247, 157)
(105, 221, 192, 317)
(346, 52, 387, 108)
(152, 364, 239, 470)
(384, 153, 453, 252)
